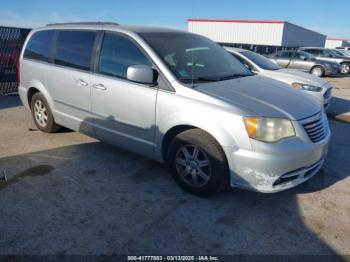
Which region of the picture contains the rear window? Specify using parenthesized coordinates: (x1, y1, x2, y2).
(54, 31, 97, 71)
(24, 30, 55, 62)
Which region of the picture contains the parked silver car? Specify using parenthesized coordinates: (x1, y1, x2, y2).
(332, 48, 350, 58)
(268, 50, 341, 77)
(225, 47, 333, 109)
(299, 47, 350, 74)
(18, 23, 330, 195)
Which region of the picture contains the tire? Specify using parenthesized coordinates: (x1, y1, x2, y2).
(167, 129, 229, 197)
(341, 63, 350, 74)
(310, 66, 325, 77)
(30, 92, 61, 133)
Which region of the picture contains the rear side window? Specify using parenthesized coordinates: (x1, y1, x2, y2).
(276, 51, 291, 58)
(54, 31, 97, 71)
(24, 30, 55, 62)
(98, 33, 151, 79)
(304, 49, 319, 55)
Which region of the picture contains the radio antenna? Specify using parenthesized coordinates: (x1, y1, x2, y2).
(191, 0, 195, 88)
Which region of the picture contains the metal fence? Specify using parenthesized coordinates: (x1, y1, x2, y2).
(219, 42, 298, 55)
(0, 26, 31, 95)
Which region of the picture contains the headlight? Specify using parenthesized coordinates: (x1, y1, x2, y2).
(244, 117, 295, 143)
(292, 82, 323, 92)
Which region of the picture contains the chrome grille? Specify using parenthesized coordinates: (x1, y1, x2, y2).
(302, 113, 329, 143)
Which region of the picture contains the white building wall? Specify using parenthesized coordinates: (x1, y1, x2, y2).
(282, 23, 326, 47)
(188, 20, 284, 46)
(189, 19, 326, 47)
(325, 39, 350, 48)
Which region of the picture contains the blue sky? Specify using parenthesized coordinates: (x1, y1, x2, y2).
(1, 0, 349, 38)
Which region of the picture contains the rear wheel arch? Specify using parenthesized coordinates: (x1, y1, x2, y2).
(27, 87, 40, 105)
(26, 84, 55, 112)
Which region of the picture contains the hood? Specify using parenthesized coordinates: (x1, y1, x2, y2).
(195, 75, 321, 120)
(263, 68, 328, 87)
(316, 57, 350, 63)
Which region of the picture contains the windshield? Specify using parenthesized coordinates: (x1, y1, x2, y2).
(330, 49, 346, 56)
(338, 49, 350, 57)
(139, 32, 252, 83)
(240, 50, 281, 70)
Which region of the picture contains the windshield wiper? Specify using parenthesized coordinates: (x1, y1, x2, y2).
(178, 77, 221, 83)
(179, 74, 251, 83)
(216, 74, 252, 81)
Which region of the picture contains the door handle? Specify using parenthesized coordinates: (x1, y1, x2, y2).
(76, 79, 88, 86)
(93, 83, 107, 91)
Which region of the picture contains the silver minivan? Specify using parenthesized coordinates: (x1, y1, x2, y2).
(19, 23, 330, 196)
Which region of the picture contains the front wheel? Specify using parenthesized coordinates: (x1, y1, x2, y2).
(341, 63, 350, 74)
(310, 66, 325, 77)
(167, 129, 229, 197)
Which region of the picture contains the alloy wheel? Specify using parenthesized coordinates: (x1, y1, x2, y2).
(341, 64, 350, 74)
(175, 144, 211, 188)
(33, 100, 48, 127)
(312, 67, 322, 77)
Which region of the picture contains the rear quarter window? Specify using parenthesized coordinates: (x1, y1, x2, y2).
(23, 30, 55, 62)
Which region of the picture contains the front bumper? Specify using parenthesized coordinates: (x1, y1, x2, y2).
(325, 67, 341, 76)
(226, 114, 330, 193)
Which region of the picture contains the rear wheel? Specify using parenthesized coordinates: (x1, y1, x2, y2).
(30, 92, 61, 133)
(310, 66, 325, 77)
(341, 63, 350, 74)
(167, 129, 228, 197)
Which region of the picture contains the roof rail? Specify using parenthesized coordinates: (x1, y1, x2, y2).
(46, 21, 119, 26)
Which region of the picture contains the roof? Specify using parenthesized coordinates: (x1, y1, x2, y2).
(188, 18, 285, 24)
(327, 38, 350, 41)
(223, 47, 245, 53)
(43, 22, 187, 34)
(299, 47, 325, 50)
(46, 22, 120, 26)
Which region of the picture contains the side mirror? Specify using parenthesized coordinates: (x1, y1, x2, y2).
(127, 65, 158, 85)
(302, 57, 307, 61)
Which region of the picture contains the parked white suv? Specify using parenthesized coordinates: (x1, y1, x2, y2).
(18, 23, 330, 196)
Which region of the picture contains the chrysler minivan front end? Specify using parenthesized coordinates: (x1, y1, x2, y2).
(227, 112, 330, 192)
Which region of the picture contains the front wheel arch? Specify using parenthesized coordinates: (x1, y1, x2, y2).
(167, 128, 230, 196)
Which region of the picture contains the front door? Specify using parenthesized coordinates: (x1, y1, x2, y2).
(288, 52, 313, 71)
(91, 32, 157, 157)
(274, 51, 291, 68)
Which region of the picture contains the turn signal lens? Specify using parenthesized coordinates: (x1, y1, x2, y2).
(292, 82, 301, 89)
(244, 117, 258, 137)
